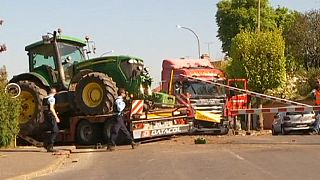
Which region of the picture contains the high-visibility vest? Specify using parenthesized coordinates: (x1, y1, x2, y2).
(316, 91, 320, 105)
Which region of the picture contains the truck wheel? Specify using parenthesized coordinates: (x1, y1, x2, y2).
(281, 126, 287, 135)
(102, 120, 113, 144)
(17, 81, 47, 135)
(74, 72, 117, 115)
(76, 120, 100, 145)
(272, 126, 278, 135)
(220, 126, 229, 135)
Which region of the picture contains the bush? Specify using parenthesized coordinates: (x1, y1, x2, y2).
(265, 75, 300, 100)
(0, 83, 21, 148)
(265, 68, 320, 100)
(299, 68, 320, 96)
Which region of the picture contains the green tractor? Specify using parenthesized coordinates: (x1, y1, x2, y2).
(10, 30, 153, 136)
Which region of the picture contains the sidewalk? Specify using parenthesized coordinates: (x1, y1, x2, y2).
(0, 147, 71, 180)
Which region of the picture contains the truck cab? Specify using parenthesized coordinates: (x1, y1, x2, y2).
(162, 58, 229, 134)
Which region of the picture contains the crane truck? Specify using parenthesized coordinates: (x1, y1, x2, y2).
(10, 30, 191, 145)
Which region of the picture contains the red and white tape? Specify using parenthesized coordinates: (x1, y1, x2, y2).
(230, 106, 320, 115)
(180, 75, 311, 107)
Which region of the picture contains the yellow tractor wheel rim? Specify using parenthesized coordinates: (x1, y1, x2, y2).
(19, 91, 36, 124)
(82, 82, 103, 108)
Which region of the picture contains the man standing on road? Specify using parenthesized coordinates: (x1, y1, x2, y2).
(43, 87, 60, 152)
(108, 88, 138, 151)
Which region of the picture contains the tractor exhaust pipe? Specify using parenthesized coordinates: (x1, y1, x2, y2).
(52, 31, 67, 89)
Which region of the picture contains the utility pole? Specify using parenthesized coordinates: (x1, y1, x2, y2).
(205, 42, 214, 59)
(257, 0, 261, 32)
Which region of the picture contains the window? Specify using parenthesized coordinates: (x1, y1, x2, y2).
(30, 44, 56, 70)
(183, 82, 225, 97)
(58, 43, 85, 63)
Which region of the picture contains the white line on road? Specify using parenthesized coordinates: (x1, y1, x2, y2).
(226, 149, 245, 160)
(225, 148, 276, 178)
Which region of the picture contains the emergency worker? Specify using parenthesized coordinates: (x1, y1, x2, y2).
(311, 84, 320, 134)
(107, 88, 138, 151)
(43, 88, 60, 152)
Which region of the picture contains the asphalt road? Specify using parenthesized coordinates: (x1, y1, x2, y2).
(36, 135, 320, 180)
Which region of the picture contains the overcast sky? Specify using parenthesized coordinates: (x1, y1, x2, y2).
(0, 0, 319, 87)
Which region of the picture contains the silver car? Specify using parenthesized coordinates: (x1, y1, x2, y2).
(272, 111, 317, 135)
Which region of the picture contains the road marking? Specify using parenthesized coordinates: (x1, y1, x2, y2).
(226, 149, 245, 160)
(0, 154, 6, 158)
(225, 148, 276, 178)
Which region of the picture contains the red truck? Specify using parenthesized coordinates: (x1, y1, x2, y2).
(161, 58, 248, 134)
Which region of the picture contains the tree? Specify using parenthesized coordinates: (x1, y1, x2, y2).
(0, 19, 6, 53)
(0, 19, 20, 148)
(227, 30, 286, 130)
(0, 83, 21, 147)
(215, 0, 295, 55)
(228, 30, 286, 92)
(0, 65, 8, 83)
(285, 10, 320, 71)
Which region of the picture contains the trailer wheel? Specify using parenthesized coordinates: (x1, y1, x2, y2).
(102, 120, 113, 144)
(74, 72, 117, 115)
(76, 120, 100, 145)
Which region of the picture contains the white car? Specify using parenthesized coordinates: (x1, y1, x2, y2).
(272, 111, 317, 135)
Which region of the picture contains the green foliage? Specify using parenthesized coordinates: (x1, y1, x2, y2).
(265, 75, 299, 100)
(0, 83, 21, 148)
(216, 0, 296, 55)
(295, 68, 320, 97)
(227, 30, 286, 93)
(284, 10, 320, 70)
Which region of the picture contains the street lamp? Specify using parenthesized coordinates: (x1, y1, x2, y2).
(176, 25, 201, 59)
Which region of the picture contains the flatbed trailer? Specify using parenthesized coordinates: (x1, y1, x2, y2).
(18, 105, 192, 146)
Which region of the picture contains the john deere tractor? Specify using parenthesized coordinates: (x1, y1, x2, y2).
(10, 30, 153, 135)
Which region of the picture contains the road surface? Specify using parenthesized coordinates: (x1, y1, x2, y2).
(36, 135, 320, 180)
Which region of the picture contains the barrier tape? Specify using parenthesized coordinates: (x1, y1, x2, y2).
(230, 106, 320, 115)
(180, 75, 311, 107)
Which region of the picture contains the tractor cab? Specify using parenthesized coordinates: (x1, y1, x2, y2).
(26, 31, 86, 90)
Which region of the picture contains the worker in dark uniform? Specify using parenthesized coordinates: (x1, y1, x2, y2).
(108, 88, 138, 151)
(43, 88, 60, 152)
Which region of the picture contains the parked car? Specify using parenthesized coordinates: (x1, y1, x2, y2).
(272, 111, 318, 135)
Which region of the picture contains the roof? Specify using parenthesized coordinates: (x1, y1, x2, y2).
(163, 58, 214, 69)
(25, 35, 87, 51)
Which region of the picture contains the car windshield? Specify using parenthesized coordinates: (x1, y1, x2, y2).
(183, 82, 225, 97)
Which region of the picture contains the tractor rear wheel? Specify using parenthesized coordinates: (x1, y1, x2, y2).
(17, 81, 47, 135)
(74, 72, 117, 115)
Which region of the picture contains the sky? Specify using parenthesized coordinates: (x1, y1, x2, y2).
(0, 0, 319, 87)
